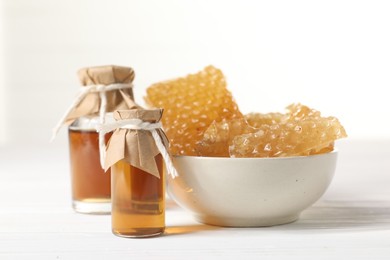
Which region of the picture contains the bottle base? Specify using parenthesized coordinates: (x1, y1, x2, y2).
(72, 199, 111, 215)
(112, 228, 165, 238)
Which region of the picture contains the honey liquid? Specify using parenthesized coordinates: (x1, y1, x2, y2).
(68, 129, 112, 213)
(111, 155, 165, 237)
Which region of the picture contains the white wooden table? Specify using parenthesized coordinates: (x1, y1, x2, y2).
(1, 139, 389, 259)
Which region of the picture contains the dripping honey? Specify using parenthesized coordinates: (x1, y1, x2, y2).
(111, 155, 165, 237)
(68, 129, 112, 209)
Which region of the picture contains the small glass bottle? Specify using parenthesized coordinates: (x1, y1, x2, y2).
(104, 109, 168, 238)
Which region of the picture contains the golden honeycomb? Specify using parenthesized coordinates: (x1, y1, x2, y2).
(245, 112, 285, 128)
(229, 104, 347, 157)
(196, 118, 255, 157)
(145, 66, 242, 155)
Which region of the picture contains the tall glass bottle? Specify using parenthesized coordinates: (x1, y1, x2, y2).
(103, 109, 168, 237)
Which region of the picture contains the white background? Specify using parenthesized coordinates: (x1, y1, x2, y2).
(1, 0, 390, 147)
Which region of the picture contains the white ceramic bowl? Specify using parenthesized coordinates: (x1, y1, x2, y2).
(168, 151, 338, 227)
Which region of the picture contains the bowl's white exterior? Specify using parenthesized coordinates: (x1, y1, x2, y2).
(168, 151, 337, 227)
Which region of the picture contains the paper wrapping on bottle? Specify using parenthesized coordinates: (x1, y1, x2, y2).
(65, 65, 137, 125)
(104, 109, 169, 178)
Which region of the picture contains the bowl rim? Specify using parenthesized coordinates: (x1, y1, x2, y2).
(173, 149, 338, 161)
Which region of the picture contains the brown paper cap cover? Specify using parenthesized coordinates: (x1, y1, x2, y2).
(66, 65, 137, 124)
(78, 65, 135, 86)
(105, 109, 169, 178)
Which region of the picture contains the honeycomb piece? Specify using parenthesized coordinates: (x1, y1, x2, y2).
(145, 66, 242, 155)
(286, 103, 321, 122)
(229, 104, 347, 157)
(197, 118, 256, 157)
(245, 112, 285, 128)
